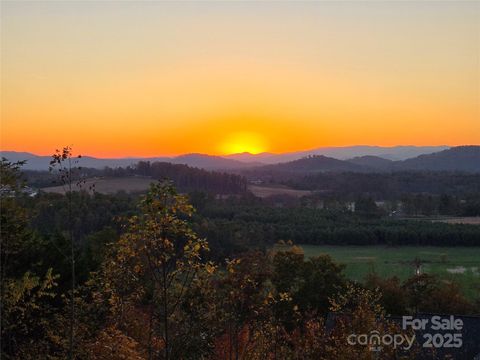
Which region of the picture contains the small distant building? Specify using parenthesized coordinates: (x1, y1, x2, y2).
(215, 194, 230, 200)
(0, 185, 38, 198)
(346, 202, 356, 212)
(250, 179, 264, 185)
(315, 200, 325, 210)
(23, 186, 38, 197)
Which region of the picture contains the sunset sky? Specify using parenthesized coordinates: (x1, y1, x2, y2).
(1, 1, 479, 157)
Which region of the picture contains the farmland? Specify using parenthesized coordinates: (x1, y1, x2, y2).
(300, 245, 480, 299)
(432, 217, 480, 225)
(42, 176, 154, 194)
(248, 184, 312, 198)
(41, 178, 312, 197)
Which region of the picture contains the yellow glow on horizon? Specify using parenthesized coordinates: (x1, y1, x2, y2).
(220, 132, 267, 155)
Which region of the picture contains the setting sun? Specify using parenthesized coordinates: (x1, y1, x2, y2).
(220, 132, 267, 155)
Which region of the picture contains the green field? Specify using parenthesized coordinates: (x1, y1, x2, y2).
(300, 245, 480, 299)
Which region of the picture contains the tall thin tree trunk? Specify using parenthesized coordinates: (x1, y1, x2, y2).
(234, 322, 239, 360)
(68, 158, 75, 360)
(228, 321, 233, 360)
(0, 236, 5, 360)
(163, 265, 169, 360)
(148, 304, 154, 360)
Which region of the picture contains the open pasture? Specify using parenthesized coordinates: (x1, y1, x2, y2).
(300, 245, 480, 299)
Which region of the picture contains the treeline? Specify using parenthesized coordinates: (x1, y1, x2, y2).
(2, 159, 478, 359)
(14, 190, 480, 274)
(104, 161, 247, 194)
(14, 181, 480, 268)
(194, 198, 480, 249)
(20, 191, 137, 287)
(276, 171, 480, 198)
(400, 193, 480, 216)
(300, 192, 480, 217)
(24, 160, 248, 194)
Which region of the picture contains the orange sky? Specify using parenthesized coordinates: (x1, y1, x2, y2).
(1, 1, 479, 157)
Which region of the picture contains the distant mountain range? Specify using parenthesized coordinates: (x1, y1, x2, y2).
(226, 145, 450, 163)
(0, 152, 249, 171)
(256, 155, 366, 173)
(253, 146, 480, 174)
(393, 146, 480, 172)
(348, 155, 394, 169)
(1, 145, 479, 172)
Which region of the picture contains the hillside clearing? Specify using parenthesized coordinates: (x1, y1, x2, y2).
(248, 185, 312, 198)
(299, 245, 480, 299)
(41, 176, 154, 194)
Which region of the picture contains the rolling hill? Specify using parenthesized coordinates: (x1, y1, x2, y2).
(0, 151, 170, 170)
(253, 155, 367, 173)
(172, 153, 255, 169)
(346, 146, 480, 172)
(347, 155, 394, 170)
(226, 145, 449, 163)
(246, 146, 480, 175)
(2, 145, 478, 173)
(395, 146, 480, 172)
(0, 151, 253, 171)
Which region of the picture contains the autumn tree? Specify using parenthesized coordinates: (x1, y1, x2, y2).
(103, 181, 209, 359)
(403, 273, 473, 315)
(49, 146, 84, 359)
(365, 274, 408, 315)
(272, 251, 346, 317)
(0, 159, 61, 358)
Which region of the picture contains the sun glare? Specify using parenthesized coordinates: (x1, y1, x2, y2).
(220, 132, 267, 155)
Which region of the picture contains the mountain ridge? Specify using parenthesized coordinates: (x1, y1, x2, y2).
(226, 145, 450, 163)
(2, 145, 477, 172)
(246, 146, 480, 174)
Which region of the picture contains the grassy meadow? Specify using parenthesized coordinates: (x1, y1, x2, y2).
(299, 245, 480, 299)
(42, 176, 154, 194)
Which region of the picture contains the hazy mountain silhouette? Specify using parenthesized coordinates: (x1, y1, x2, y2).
(394, 146, 480, 172)
(1, 145, 478, 172)
(347, 156, 394, 170)
(254, 155, 367, 173)
(0, 151, 252, 171)
(246, 146, 480, 174)
(171, 153, 255, 169)
(0, 152, 171, 170)
(226, 145, 449, 163)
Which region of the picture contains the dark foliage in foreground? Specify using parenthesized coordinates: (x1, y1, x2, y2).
(2, 159, 480, 359)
